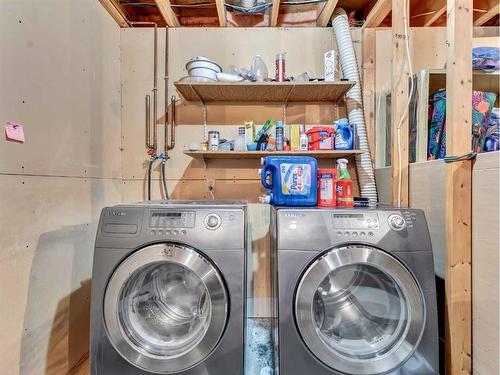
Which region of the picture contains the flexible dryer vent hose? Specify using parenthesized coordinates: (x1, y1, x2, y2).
(331, 8, 378, 205)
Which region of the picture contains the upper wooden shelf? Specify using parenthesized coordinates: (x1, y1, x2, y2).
(174, 81, 356, 104)
(184, 150, 364, 160)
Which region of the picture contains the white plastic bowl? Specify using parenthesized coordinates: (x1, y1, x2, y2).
(187, 67, 219, 81)
(186, 56, 222, 73)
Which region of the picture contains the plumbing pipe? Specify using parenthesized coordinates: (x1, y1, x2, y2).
(164, 28, 176, 153)
(131, 21, 158, 155)
(331, 8, 378, 205)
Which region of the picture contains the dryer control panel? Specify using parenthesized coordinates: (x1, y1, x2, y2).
(332, 212, 380, 230)
(150, 211, 196, 228)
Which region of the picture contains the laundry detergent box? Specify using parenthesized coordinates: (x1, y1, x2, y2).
(260, 156, 317, 206)
(324, 50, 337, 81)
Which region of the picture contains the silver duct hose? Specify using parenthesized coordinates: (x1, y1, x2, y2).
(331, 8, 378, 205)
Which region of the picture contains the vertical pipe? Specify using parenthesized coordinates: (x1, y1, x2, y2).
(145, 95, 151, 148)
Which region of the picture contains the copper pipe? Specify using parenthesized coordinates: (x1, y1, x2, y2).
(130, 21, 158, 154)
(145, 95, 151, 149)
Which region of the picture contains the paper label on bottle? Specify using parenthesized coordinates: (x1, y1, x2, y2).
(320, 175, 334, 200)
(280, 164, 311, 195)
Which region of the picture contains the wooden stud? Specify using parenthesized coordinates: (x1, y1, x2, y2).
(410, 0, 447, 27)
(445, 0, 473, 373)
(362, 28, 376, 161)
(154, 0, 181, 27)
(271, 0, 281, 27)
(364, 0, 391, 28)
(474, 3, 499, 25)
(98, 0, 129, 27)
(390, 0, 409, 207)
(215, 0, 227, 26)
(317, 0, 339, 27)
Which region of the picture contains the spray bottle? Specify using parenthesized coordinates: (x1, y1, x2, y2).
(336, 158, 354, 207)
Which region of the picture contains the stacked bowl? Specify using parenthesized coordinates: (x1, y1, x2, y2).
(185, 56, 222, 82)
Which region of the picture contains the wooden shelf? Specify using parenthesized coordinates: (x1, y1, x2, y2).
(184, 150, 364, 160)
(174, 81, 356, 104)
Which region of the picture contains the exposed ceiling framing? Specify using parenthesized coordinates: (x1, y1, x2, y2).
(101, 0, 499, 27)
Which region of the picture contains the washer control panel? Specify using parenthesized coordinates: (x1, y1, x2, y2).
(150, 211, 196, 229)
(332, 212, 380, 230)
(388, 213, 407, 231)
(204, 213, 222, 230)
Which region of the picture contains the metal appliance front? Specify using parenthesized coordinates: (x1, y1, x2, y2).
(104, 243, 228, 374)
(294, 245, 426, 375)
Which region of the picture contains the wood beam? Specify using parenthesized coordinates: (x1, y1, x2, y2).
(390, 0, 409, 207)
(362, 28, 376, 161)
(445, 0, 473, 373)
(215, 0, 227, 26)
(317, 0, 339, 26)
(155, 0, 181, 27)
(474, 3, 499, 25)
(98, 0, 129, 27)
(271, 0, 281, 27)
(410, 0, 447, 27)
(364, 0, 391, 28)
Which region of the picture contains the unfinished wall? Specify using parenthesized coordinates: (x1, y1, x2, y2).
(120, 27, 363, 203)
(472, 151, 500, 375)
(0, 1, 122, 373)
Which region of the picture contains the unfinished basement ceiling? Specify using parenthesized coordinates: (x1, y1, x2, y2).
(101, 0, 499, 27)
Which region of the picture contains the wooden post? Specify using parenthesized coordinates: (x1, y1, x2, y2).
(317, 0, 339, 27)
(215, 0, 227, 27)
(445, 0, 473, 373)
(363, 0, 391, 28)
(271, 0, 281, 27)
(362, 28, 376, 162)
(390, 0, 409, 207)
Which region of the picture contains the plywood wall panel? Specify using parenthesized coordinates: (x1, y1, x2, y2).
(0, 0, 122, 179)
(0, 175, 121, 374)
(472, 151, 500, 375)
(120, 27, 363, 196)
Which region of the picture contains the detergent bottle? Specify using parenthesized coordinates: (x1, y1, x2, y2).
(334, 118, 354, 150)
(259, 156, 317, 206)
(336, 158, 354, 207)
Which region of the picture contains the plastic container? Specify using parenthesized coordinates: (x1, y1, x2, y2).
(251, 55, 268, 82)
(334, 118, 354, 150)
(234, 127, 247, 151)
(317, 169, 337, 207)
(306, 127, 335, 150)
(299, 132, 308, 151)
(336, 158, 354, 207)
(276, 121, 284, 151)
(259, 156, 317, 206)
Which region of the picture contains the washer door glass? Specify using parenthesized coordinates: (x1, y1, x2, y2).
(295, 246, 425, 375)
(104, 244, 228, 374)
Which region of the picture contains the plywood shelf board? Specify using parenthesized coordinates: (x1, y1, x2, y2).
(174, 81, 356, 104)
(184, 150, 364, 159)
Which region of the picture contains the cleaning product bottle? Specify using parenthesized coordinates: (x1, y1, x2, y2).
(259, 156, 317, 206)
(275, 120, 284, 151)
(334, 118, 354, 150)
(336, 158, 353, 207)
(299, 131, 309, 151)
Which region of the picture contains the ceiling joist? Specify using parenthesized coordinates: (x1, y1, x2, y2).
(474, 3, 499, 25)
(155, 0, 181, 27)
(215, 0, 227, 26)
(363, 0, 391, 28)
(271, 0, 281, 27)
(98, 0, 129, 27)
(316, 0, 339, 26)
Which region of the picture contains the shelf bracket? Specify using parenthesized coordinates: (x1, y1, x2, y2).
(190, 84, 209, 142)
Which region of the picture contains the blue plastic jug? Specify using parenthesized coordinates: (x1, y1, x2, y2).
(334, 118, 354, 150)
(259, 156, 317, 206)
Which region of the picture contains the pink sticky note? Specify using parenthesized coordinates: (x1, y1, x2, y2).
(5, 121, 25, 143)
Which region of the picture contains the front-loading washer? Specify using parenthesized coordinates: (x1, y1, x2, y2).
(90, 201, 246, 374)
(274, 207, 439, 375)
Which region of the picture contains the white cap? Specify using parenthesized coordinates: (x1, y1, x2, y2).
(259, 195, 271, 204)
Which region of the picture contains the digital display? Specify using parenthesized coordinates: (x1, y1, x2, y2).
(150, 211, 195, 228)
(332, 213, 379, 229)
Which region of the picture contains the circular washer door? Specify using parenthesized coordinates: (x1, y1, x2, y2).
(295, 245, 425, 375)
(104, 243, 228, 374)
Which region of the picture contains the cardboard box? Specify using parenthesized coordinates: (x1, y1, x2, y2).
(324, 50, 337, 82)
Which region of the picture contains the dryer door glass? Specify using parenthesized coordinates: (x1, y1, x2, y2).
(295, 246, 425, 375)
(104, 244, 228, 374)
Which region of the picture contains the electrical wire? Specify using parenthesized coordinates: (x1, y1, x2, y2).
(396, 0, 414, 208)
